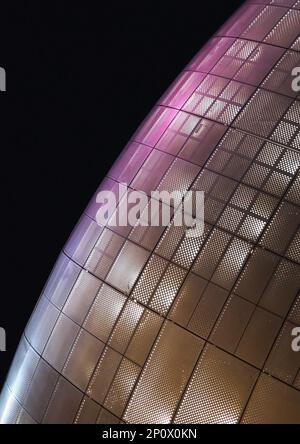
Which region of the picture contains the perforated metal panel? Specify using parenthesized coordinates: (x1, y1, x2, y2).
(1, 0, 300, 424)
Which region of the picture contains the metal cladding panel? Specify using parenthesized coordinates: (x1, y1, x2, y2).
(1, 0, 300, 424)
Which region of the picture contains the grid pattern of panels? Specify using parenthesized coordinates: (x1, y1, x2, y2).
(182, 75, 255, 125)
(1, 0, 300, 425)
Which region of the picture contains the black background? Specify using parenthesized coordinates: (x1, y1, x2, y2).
(0, 0, 244, 389)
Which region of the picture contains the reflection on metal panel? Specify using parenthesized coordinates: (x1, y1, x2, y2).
(1, 0, 300, 424)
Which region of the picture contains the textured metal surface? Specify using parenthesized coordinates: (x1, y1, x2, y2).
(1, 0, 300, 424)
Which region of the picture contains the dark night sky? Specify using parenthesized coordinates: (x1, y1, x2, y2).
(0, 0, 244, 389)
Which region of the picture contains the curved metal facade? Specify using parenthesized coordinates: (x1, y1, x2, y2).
(1, 0, 300, 424)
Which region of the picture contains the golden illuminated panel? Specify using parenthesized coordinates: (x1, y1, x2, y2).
(0, 0, 300, 424)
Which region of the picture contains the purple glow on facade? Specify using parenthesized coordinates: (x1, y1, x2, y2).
(1, 0, 300, 424)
